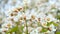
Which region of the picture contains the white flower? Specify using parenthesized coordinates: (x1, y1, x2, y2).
(30, 29, 39, 34)
(36, 27, 42, 32)
(13, 16, 19, 22)
(25, 9, 31, 19)
(49, 24, 56, 31)
(28, 27, 33, 33)
(48, 0, 57, 4)
(23, 27, 26, 32)
(2, 21, 13, 28)
(46, 14, 57, 21)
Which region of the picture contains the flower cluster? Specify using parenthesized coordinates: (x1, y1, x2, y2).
(0, 0, 60, 34)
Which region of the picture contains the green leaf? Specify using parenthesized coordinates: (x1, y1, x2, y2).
(15, 25, 24, 34)
(56, 31, 60, 34)
(47, 21, 58, 26)
(56, 15, 60, 20)
(53, 23, 58, 26)
(6, 32, 8, 34)
(21, 26, 24, 31)
(47, 21, 53, 26)
(8, 26, 18, 33)
(41, 28, 48, 32)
